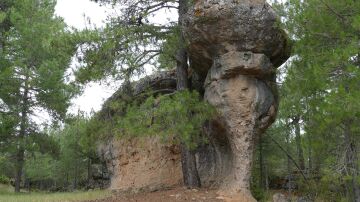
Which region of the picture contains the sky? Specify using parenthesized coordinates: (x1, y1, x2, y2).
(55, 0, 179, 117)
(55, 0, 109, 30)
(55, 0, 115, 115)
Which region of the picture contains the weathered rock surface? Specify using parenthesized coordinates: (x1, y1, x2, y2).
(183, 0, 290, 200)
(99, 70, 177, 120)
(272, 193, 289, 202)
(183, 0, 290, 77)
(95, 1, 290, 198)
(96, 70, 183, 192)
(98, 137, 182, 192)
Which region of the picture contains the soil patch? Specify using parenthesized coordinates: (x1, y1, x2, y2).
(85, 186, 224, 202)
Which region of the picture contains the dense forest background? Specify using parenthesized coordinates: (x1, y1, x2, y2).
(0, 0, 359, 201)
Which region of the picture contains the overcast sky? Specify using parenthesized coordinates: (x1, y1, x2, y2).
(55, 0, 115, 115)
(54, 0, 179, 117)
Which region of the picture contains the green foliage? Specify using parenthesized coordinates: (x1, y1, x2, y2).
(0, 11, 6, 23)
(252, 0, 360, 200)
(0, 189, 111, 202)
(118, 90, 215, 149)
(0, 0, 81, 191)
(250, 182, 266, 201)
(54, 114, 98, 187)
(20, 113, 102, 190)
(25, 153, 56, 182)
(76, 0, 180, 84)
(0, 0, 80, 118)
(158, 26, 181, 69)
(0, 175, 10, 184)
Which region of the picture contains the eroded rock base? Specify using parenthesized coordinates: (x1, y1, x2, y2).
(98, 137, 183, 192)
(204, 51, 277, 200)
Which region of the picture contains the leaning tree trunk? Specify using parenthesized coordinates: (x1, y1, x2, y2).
(176, 0, 201, 189)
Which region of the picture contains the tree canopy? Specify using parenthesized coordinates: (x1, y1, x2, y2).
(0, 0, 80, 192)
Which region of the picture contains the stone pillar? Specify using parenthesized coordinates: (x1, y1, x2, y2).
(183, 0, 290, 200)
(204, 52, 277, 201)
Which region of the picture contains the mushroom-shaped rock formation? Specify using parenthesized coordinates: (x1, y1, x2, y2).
(183, 0, 290, 77)
(183, 0, 290, 200)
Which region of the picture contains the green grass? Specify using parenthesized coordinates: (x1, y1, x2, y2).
(0, 184, 111, 202)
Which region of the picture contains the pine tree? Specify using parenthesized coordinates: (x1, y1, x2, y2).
(278, 0, 360, 200)
(0, 0, 79, 192)
(77, 0, 180, 83)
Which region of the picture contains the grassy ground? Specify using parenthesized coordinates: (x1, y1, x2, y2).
(0, 184, 111, 202)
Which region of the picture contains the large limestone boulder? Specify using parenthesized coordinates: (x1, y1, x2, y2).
(183, 0, 290, 200)
(204, 52, 277, 200)
(183, 0, 290, 76)
(96, 70, 182, 193)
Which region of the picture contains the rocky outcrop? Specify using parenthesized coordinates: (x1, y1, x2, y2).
(98, 137, 182, 192)
(99, 70, 177, 120)
(96, 70, 183, 192)
(96, 1, 290, 199)
(183, 0, 290, 200)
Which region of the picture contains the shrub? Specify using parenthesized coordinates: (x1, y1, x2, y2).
(0, 175, 10, 184)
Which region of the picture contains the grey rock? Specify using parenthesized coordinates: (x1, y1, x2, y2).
(273, 193, 289, 202)
(183, 0, 290, 76)
(183, 0, 290, 200)
(98, 70, 177, 120)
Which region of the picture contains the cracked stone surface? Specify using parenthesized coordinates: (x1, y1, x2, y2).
(183, 0, 290, 200)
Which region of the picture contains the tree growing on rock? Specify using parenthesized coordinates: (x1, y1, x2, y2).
(79, 0, 204, 188)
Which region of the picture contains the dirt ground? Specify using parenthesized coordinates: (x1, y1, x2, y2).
(85, 187, 225, 202)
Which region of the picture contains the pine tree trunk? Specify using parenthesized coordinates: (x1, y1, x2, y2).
(286, 130, 292, 196)
(14, 148, 24, 192)
(66, 172, 69, 189)
(87, 157, 92, 186)
(176, 33, 201, 188)
(344, 119, 360, 202)
(259, 134, 265, 189)
(15, 75, 29, 193)
(74, 145, 79, 190)
(176, 0, 201, 188)
(294, 116, 305, 171)
(180, 144, 201, 188)
(264, 162, 269, 190)
(307, 133, 313, 174)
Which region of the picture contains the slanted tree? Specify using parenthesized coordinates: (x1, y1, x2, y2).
(77, 0, 180, 83)
(0, 0, 79, 192)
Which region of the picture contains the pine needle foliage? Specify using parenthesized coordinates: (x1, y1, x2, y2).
(117, 90, 215, 149)
(270, 0, 360, 200)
